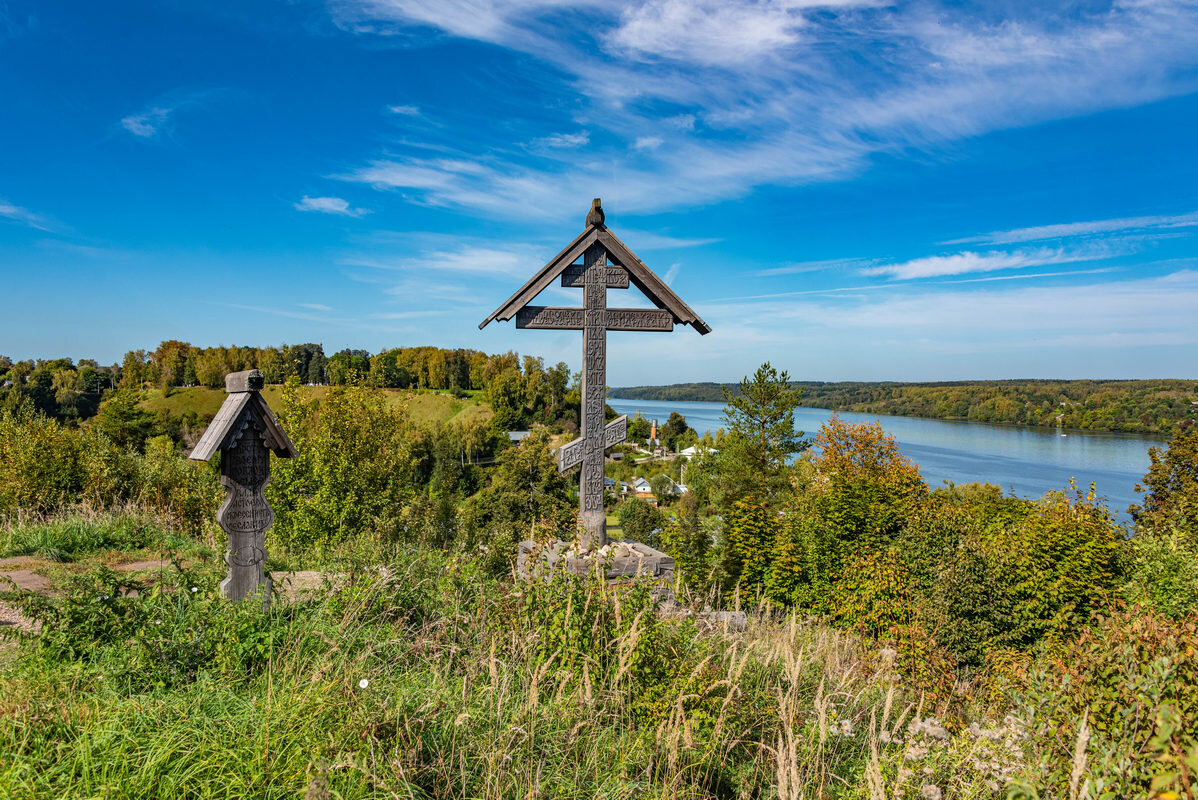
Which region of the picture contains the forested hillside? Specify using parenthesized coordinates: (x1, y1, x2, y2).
(610, 378, 1198, 435)
(0, 341, 582, 441)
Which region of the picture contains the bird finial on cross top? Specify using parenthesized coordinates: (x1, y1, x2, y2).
(586, 198, 605, 228)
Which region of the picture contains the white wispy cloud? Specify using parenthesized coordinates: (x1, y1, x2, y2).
(534, 131, 590, 148)
(294, 195, 372, 217)
(121, 107, 175, 138)
(0, 200, 53, 232)
(387, 104, 421, 115)
(367, 310, 447, 319)
(299, 303, 333, 311)
(342, 240, 544, 278)
(860, 244, 1121, 281)
(606, 0, 872, 67)
(934, 267, 1122, 285)
(633, 136, 663, 150)
(120, 89, 218, 139)
(616, 229, 721, 249)
(698, 270, 1198, 367)
(756, 257, 874, 277)
(947, 211, 1198, 245)
(326, 0, 1198, 220)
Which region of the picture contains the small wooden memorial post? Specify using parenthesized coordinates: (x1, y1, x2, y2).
(481, 199, 710, 551)
(189, 370, 297, 603)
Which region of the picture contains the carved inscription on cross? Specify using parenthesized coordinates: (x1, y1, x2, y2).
(480, 199, 710, 552)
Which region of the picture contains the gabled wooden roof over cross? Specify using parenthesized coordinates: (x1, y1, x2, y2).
(480, 199, 709, 551)
(479, 199, 711, 335)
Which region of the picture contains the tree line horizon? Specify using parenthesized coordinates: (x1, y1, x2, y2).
(4, 339, 1194, 435)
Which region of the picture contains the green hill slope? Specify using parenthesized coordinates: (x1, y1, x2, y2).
(139, 386, 492, 427)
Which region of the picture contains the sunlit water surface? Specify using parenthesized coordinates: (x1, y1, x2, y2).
(608, 398, 1166, 524)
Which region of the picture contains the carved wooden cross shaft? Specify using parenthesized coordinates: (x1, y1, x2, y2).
(480, 199, 710, 551)
(517, 243, 671, 547)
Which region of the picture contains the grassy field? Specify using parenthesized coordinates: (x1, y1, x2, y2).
(139, 386, 492, 427)
(0, 511, 1017, 799)
(2, 510, 1192, 798)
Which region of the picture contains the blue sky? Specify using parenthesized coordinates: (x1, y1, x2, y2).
(2, 0, 1197, 384)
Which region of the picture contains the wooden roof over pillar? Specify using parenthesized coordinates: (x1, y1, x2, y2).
(189, 370, 298, 462)
(478, 199, 711, 335)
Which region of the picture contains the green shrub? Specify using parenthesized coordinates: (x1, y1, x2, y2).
(1122, 525, 1198, 619)
(807, 416, 927, 550)
(658, 512, 712, 592)
(617, 497, 664, 545)
(459, 429, 573, 572)
(267, 378, 419, 553)
(1011, 607, 1198, 798)
(721, 499, 777, 592)
(133, 435, 221, 534)
(0, 408, 219, 534)
(0, 406, 86, 512)
(999, 485, 1123, 645)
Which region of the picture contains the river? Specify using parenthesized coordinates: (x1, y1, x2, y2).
(607, 398, 1166, 523)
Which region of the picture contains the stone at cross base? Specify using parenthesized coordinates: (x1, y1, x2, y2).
(480, 199, 710, 578)
(189, 370, 298, 604)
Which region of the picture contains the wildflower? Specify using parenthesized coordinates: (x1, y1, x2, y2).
(906, 744, 929, 762)
(358, 679, 369, 689)
(154, 621, 161, 626)
(190, 586, 199, 593)
(879, 646, 898, 665)
(838, 718, 855, 737)
(920, 785, 942, 800)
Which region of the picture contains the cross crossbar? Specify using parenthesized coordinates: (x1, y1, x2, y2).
(557, 415, 628, 471)
(516, 306, 674, 331)
(562, 265, 630, 289)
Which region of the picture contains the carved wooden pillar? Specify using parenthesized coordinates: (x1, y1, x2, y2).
(189, 369, 298, 604)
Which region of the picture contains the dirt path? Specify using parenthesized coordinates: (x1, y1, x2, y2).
(0, 568, 48, 636)
(0, 560, 337, 638)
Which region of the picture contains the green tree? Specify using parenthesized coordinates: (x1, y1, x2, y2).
(716, 362, 808, 506)
(661, 411, 691, 451)
(91, 390, 155, 450)
(487, 368, 525, 432)
(1131, 425, 1198, 534)
(650, 473, 674, 503)
(659, 504, 711, 591)
(618, 497, 664, 544)
(268, 377, 418, 552)
(462, 430, 574, 571)
(628, 413, 651, 443)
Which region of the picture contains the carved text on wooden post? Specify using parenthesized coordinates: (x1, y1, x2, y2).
(480, 199, 709, 550)
(189, 370, 297, 603)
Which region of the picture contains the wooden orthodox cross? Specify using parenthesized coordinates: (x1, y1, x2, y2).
(189, 370, 298, 603)
(480, 199, 709, 550)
